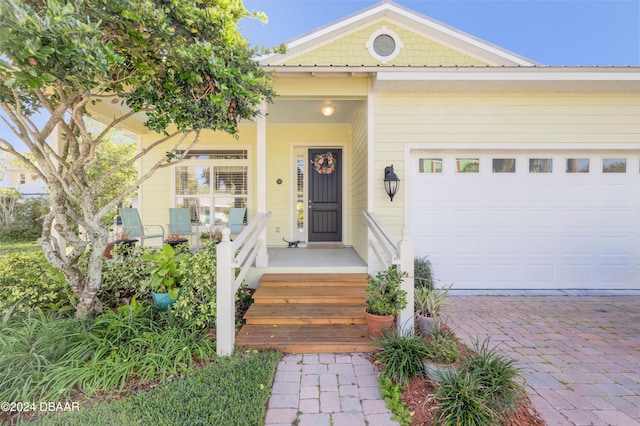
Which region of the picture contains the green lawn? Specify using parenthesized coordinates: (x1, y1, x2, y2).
(27, 350, 281, 426)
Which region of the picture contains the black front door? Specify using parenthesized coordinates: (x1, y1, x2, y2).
(308, 149, 342, 242)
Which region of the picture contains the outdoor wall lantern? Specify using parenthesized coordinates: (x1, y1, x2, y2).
(384, 165, 400, 201)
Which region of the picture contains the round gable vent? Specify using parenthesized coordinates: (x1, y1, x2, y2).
(366, 27, 403, 63)
(373, 34, 396, 57)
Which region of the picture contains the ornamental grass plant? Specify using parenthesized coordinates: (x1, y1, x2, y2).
(0, 304, 216, 403)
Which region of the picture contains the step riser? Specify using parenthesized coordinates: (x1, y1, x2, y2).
(260, 281, 367, 287)
(253, 297, 364, 304)
(246, 318, 367, 325)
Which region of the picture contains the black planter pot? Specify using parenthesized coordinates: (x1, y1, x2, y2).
(164, 239, 188, 248)
(115, 239, 139, 248)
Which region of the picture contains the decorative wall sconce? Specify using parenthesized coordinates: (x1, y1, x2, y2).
(384, 165, 400, 201)
(320, 105, 335, 117)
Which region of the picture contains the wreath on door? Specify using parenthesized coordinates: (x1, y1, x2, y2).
(312, 152, 336, 175)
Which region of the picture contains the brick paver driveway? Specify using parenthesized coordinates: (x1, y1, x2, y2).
(445, 296, 640, 426)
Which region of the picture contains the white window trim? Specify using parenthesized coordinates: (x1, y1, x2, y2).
(366, 27, 403, 64)
(171, 146, 252, 228)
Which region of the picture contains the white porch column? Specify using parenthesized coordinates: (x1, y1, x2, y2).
(396, 227, 415, 335)
(255, 102, 268, 267)
(216, 228, 235, 356)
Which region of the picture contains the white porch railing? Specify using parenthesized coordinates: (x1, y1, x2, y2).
(216, 211, 271, 356)
(362, 211, 414, 334)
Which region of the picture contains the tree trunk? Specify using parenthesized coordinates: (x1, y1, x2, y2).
(40, 184, 110, 319)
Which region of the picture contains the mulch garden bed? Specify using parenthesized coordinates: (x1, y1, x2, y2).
(400, 375, 547, 425)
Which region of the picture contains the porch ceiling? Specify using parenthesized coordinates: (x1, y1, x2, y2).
(264, 99, 362, 124)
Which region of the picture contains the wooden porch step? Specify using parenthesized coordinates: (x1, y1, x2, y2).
(235, 324, 378, 353)
(237, 273, 374, 353)
(252, 286, 366, 304)
(259, 273, 369, 287)
(244, 303, 367, 325)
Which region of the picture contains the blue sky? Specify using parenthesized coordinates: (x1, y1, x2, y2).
(240, 0, 640, 66)
(2, 0, 639, 153)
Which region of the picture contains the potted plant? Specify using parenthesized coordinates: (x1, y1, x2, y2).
(364, 266, 408, 339)
(164, 233, 189, 248)
(414, 284, 452, 336)
(422, 328, 461, 382)
(141, 243, 187, 309)
(104, 229, 138, 258)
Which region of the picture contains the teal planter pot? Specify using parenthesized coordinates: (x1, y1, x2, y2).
(151, 291, 177, 309)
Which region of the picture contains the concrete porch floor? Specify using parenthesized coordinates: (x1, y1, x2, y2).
(244, 247, 368, 288)
(267, 247, 367, 268)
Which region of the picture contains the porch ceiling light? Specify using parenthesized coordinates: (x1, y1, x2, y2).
(384, 165, 400, 202)
(321, 105, 335, 117)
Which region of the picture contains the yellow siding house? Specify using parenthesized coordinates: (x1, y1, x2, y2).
(118, 1, 640, 291)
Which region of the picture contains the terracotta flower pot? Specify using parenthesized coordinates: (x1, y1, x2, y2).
(364, 309, 394, 339)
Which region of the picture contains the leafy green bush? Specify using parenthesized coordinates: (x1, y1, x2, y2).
(32, 350, 281, 426)
(0, 196, 48, 242)
(172, 241, 218, 327)
(414, 256, 434, 290)
(365, 267, 408, 316)
(99, 243, 155, 309)
(426, 328, 460, 364)
(0, 251, 74, 315)
(377, 329, 428, 385)
(0, 306, 216, 402)
(379, 375, 413, 426)
(434, 338, 526, 425)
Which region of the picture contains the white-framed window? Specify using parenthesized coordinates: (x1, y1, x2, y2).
(173, 149, 249, 229)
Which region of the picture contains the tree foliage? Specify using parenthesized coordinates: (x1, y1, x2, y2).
(0, 0, 275, 318)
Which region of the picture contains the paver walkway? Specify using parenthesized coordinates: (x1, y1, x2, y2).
(264, 353, 399, 426)
(446, 296, 640, 426)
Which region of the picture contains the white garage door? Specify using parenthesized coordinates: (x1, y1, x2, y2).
(409, 151, 640, 290)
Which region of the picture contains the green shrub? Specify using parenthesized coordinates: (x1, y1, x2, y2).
(172, 241, 218, 327)
(99, 243, 155, 309)
(0, 251, 74, 315)
(365, 267, 408, 316)
(32, 350, 281, 426)
(414, 256, 434, 290)
(377, 329, 428, 385)
(0, 196, 48, 242)
(426, 328, 460, 364)
(379, 375, 413, 426)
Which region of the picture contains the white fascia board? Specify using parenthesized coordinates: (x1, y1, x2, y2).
(383, 3, 536, 66)
(376, 69, 640, 82)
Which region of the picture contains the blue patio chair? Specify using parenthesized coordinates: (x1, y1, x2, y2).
(211, 207, 246, 239)
(228, 207, 246, 235)
(169, 208, 195, 244)
(119, 208, 164, 246)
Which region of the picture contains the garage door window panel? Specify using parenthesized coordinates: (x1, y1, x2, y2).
(566, 158, 589, 173)
(492, 158, 516, 173)
(602, 158, 626, 173)
(529, 159, 553, 173)
(456, 158, 479, 173)
(419, 158, 442, 173)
